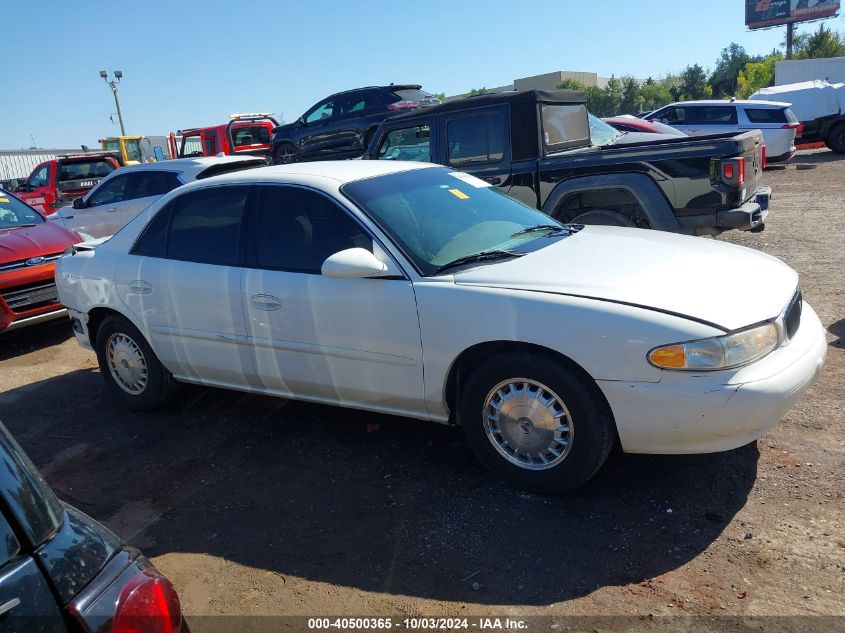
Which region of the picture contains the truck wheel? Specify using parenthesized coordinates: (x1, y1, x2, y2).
(826, 124, 845, 154)
(568, 208, 638, 228)
(460, 351, 615, 493)
(95, 315, 178, 411)
(273, 142, 298, 164)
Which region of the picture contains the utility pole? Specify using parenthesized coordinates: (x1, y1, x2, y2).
(786, 22, 795, 60)
(100, 70, 126, 135)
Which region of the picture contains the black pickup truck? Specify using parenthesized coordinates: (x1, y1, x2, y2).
(363, 89, 771, 236)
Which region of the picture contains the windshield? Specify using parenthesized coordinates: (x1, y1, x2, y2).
(589, 114, 623, 146)
(0, 191, 44, 228)
(342, 167, 572, 276)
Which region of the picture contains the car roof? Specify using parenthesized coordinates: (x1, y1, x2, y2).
(325, 85, 422, 99)
(193, 160, 436, 188)
(113, 155, 262, 173)
(387, 88, 586, 122)
(667, 99, 791, 108)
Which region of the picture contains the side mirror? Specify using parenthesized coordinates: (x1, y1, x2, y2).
(298, 116, 306, 125)
(72, 197, 85, 209)
(321, 248, 389, 279)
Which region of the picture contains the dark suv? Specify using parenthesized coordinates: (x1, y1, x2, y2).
(0, 421, 182, 632)
(270, 85, 439, 164)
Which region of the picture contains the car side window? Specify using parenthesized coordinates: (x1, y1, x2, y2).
(305, 100, 334, 123)
(447, 113, 505, 166)
(128, 171, 181, 200)
(87, 174, 131, 207)
(660, 107, 686, 125)
(29, 165, 49, 188)
(165, 186, 249, 266)
(377, 125, 431, 162)
(252, 185, 372, 273)
(693, 106, 738, 125)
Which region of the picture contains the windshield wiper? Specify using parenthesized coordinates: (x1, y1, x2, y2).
(1, 223, 37, 230)
(435, 249, 525, 274)
(510, 224, 569, 238)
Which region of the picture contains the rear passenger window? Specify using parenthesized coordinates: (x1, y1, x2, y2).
(745, 108, 790, 124)
(447, 114, 505, 165)
(129, 171, 181, 199)
(252, 186, 372, 273)
(377, 125, 431, 161)
(691, 106, 738, 125)
(166, 187, 248, 265)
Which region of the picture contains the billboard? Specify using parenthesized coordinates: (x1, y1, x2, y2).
(746, 0, 841, 29)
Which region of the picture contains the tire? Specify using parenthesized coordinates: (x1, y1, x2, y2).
(460, 351, 615, 493)
(826, 124, 845, 154)
(569, 208, 638, 228)
(273, 142, 297, 164)
(95, 315, 178, 411)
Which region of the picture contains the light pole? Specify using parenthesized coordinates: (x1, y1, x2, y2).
(100, 70, 126, 135)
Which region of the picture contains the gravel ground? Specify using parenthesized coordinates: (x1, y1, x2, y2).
(1, 149, 843, 631)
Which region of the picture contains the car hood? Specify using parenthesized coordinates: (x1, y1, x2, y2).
(0, 221, 79, 263)
(452, 226, 798, 331)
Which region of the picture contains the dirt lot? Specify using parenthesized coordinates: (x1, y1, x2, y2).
(1, 150, 843, 631)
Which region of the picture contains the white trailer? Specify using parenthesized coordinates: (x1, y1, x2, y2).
(751, 80, 845, 153)
(775, 56, 845, 85)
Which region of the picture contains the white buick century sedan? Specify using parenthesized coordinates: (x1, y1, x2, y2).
(55, 161, 826, 491)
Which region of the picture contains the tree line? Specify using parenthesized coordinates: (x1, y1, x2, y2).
(455, 23, 845, 117)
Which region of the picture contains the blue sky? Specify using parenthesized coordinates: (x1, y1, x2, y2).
(3, 0, 844, 149)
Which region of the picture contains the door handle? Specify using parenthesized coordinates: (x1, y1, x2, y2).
(105, 207, 117, 212)
(250, 294, 282, 311)
(0, 597, 20, 616)
(482, 176, 502, 185)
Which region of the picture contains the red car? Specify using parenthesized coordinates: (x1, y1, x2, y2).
(602, 116, 686, 136)
(0, 189, 81, 333)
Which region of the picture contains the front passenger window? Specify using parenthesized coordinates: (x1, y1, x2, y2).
(253, 186, 372, 273)
(377, 125, 431, 161)
(87, 175, 130, 207)
(305, 101, 334, 123)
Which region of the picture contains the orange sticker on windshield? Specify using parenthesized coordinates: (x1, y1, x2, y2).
(448, 188, 469, 200)
(0, 198, 8, 203)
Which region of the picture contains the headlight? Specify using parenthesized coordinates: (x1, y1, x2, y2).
(648, 323, 779, 371)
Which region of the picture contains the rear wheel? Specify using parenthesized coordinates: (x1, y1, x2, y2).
(826, 124, 845, 154)
(273, 142, 298, 164)
(95, 315, 178, 410)
(460, 352, 615, 493)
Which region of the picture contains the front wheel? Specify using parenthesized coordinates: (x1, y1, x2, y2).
(95, 315, 178, 410)
(460, 352, 615, 493)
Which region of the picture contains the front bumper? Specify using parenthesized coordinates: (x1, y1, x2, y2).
(598, 302, 827, 454)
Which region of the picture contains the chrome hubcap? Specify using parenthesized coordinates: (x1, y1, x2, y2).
(106, 333, 148, 395)
(483, 378, 573, 470)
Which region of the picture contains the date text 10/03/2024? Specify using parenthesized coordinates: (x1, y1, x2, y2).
(307, 617, 529, 630)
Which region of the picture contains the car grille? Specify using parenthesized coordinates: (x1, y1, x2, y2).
(0, 280, 59, 313)
(0, 252, 64, 272)
(784, 290, 802, 340)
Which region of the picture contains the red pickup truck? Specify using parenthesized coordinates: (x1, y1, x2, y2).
(168, 113, 278, 160)
(16, 154, 120, 215)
